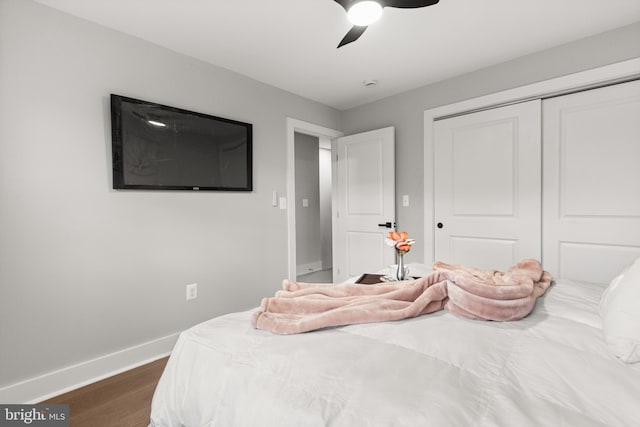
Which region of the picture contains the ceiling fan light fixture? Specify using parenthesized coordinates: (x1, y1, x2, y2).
(347, 1, 383, 26)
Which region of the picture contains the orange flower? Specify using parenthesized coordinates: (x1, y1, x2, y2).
(388, 231, 408, 242)
(396, 242, 412, 252)
(385, 231, 416, 253)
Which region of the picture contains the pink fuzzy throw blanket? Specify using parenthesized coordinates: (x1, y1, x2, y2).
(252, 259, 553, 334)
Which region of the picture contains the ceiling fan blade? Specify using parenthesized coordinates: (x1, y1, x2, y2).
(380, 0, 440, 8)
(333, 0, 351, 11)
(337, 25, 368, 48)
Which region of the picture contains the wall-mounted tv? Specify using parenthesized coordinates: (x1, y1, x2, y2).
(111, 94, 252, 191)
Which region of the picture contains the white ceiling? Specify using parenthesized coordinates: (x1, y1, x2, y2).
(34, 0, 640, 110)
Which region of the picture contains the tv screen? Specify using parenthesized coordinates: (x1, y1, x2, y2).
(110, 94, 252, 191)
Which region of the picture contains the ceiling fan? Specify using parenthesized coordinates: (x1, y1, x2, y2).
(334, 0, 440, 48)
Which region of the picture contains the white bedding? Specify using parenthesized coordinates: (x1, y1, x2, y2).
(150, 276, 640, 426)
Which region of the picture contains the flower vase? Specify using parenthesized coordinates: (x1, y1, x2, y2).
(396, 251, 407, 281)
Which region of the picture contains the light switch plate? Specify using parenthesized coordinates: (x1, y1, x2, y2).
(186, 283, 198, 301)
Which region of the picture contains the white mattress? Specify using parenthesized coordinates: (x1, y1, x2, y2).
(150, 277, 640, 426)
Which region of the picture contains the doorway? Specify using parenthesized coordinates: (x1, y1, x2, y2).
(294, 132, 333, 282)
(286, 119, 396, 283)
(286, 118, 343, 281)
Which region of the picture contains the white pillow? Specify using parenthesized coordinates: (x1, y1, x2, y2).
(600, 257, 640, 363)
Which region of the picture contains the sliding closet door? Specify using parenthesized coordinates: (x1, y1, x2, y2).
(543, 80, 640, 283)
(434, 100, 541, 270)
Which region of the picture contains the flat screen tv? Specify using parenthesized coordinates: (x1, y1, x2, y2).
(111, 94, 252, 191)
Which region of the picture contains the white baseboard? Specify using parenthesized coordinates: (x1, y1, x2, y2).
(0, 332, 179, 404)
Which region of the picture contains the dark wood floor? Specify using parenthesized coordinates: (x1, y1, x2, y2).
(41, 357, 169, 427)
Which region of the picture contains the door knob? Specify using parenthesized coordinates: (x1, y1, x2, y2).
(378, 222, 393, 228)
(437, 222, 444, 229)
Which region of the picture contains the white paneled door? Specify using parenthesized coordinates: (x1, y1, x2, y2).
(434, 100, 542, 270)
(543, 80, 640, 283)
(333, 127, 395, 282)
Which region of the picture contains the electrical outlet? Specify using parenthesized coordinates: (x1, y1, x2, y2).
(186, 283, 198, 301)
(402, 195, 410, 207)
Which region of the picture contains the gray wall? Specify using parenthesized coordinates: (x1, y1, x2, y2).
(0, 0, 341, 388)
(341, 22, 640, 264)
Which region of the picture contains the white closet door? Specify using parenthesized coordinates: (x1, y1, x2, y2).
(543, 80, 640, 283)
(434, 100, 541, 270)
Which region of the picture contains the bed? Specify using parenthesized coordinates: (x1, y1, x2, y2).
(149, 261, 640, 426)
